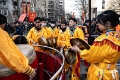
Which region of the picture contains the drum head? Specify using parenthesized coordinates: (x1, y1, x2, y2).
(38, 36, 49, 50)
(65, 48, 76, 64)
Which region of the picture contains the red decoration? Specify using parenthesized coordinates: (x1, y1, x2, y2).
(28, 12, 36, 22)
(18, 14, 27, 22)
(75, 52, 80, 78)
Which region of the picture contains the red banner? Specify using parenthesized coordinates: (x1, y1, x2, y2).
(18, 14, 27, 22)
(28, 12, 36, 22)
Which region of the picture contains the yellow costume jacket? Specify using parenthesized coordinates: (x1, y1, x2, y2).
(42, 26, 52, 38)
(57, 27, 70, 47)
(57, 26, 84, 48)
(80, 30, 120, 80)
(69, 26, 84, 40)
(51, 27, 60, 38)
(0, 28, 33, 75)
(45, 27, 53, 38)
(26, 27, 47, 45)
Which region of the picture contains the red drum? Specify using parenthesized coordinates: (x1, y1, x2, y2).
(35, 50, 66, 80)
(0, 44, 38, 80)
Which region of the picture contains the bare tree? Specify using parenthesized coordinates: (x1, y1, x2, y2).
(74, 0, 88, 20)
(108, 0, 120, 14)
(65, 13, 72, 22)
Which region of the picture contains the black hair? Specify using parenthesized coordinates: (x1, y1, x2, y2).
(14, 35, 28, 44)
(97, 10, 119, 28)
(14, 20, 20, 24)
(34, 17, 41, 21)
(69, 18, 77, 23)
(61, 21, 67, 26)
(85, 20, 89, 23)
(50, 20, 56, 24)
(0, 14, 7, 25)
(41, 18, 46, 21)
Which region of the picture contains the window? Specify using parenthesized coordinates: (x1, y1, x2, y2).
(59, 2, 62, 4)
(59, 5, 62, 8)
(13, 1, 17, 6)
(13, 10, 17, 15)
(0, 10, 2, 14)
(34, 3, 36, 7)
(102, 0, 105, 3)
(49, 1, 53, 4)
(48, 13, 51, 16)
(102, 0, 105, 9)
(48, 5, 53, 8)
(48, 9, 51, 12)
(3, 10, 8, 15)
(3, 1, 7, 5)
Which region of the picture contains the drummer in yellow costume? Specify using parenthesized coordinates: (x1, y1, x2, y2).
(50, 21, 60, 38)
(49, 21, 60, 48)
(26, 17, 48, 50)
(0, 14, 35, 78)
(71, 10, 120, 80)
(57, 21, 70, 48)
(41, 18, 52, 38)
(66, 18, 84, 80)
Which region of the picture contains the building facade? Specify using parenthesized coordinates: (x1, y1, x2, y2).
(30, 0, 65, 21)
(0, 0, 22, 23)
(0, 0, 65, 23)
(45, 0, 65, 21)
(91, 0, 120, 19)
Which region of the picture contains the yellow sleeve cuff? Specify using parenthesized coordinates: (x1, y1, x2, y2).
(23, 65, 34, 75)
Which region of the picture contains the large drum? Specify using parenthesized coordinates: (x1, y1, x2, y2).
(0, 44, 38, 80)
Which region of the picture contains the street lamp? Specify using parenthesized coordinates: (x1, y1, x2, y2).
(88, 0, 92, 45)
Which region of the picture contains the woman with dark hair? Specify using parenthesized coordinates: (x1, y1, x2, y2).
(71, 10, 120, 80)
(13, 35, 28, 44)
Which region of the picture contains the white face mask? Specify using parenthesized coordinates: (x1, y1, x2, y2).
(51, 24, 55, 27)
(41, 23, 46, 26)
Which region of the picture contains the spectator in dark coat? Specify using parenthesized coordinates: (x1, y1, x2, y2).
(14, 22, 23, 35)
(4, 23, 13, 34)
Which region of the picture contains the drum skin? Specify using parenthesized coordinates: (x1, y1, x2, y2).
(0, 44, 38, 80)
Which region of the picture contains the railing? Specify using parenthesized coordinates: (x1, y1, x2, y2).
(91, 35, 99, 37)
(33, 45, 65, 80)
(85, 35, 99, 38)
